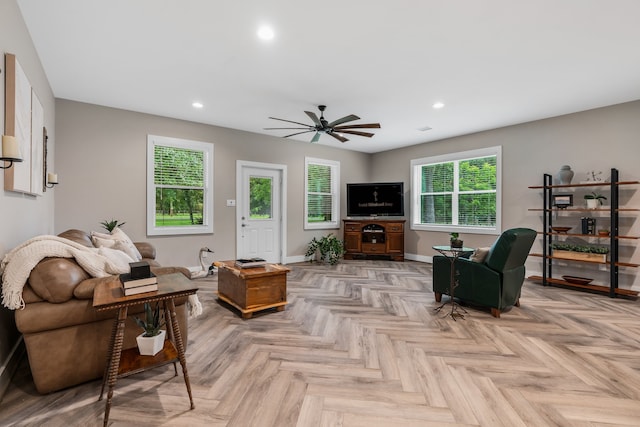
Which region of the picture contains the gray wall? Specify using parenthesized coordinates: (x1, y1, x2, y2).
(55, 100, 371, 266)
(370, 100, 640, 291)
(0, 0, 56, 395)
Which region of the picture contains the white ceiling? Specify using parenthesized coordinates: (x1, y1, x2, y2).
(16, 0, 640, 153)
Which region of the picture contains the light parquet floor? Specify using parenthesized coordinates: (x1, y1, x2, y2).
(1, 260, 640, 426)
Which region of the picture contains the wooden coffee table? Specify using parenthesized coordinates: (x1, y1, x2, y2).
(215, 260, 290, 319)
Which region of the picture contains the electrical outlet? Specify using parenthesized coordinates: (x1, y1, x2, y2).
(226, 199, 236, 207)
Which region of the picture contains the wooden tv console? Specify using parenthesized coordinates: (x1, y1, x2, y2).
(343, 219, 405, 261)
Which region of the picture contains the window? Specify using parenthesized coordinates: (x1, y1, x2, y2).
(147, 135, 214, 236)
(249, 176, 273, 219)
(411, 146, 501, 234)
(305, 157, 339, 230)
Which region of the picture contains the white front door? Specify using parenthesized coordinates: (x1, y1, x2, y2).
(236, 161, 287, 263)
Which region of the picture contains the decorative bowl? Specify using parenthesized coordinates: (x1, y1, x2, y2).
(562, 275, 593, 285)
(551, 226, 572, 233)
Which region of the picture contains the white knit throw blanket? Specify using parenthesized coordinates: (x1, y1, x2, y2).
(1, 235, 202, 317)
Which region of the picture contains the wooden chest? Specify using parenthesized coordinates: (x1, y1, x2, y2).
(216, 261, 289, 318)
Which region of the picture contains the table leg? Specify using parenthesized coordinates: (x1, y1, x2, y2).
(99, 308, 120, 401)
(163, 302, 178, 376)
(167, 298, 195, 409)
(434, 257, 467, 320)
(102, 307, 128, 426)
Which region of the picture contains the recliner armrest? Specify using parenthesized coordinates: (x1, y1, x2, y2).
(433, 256, 500, 293)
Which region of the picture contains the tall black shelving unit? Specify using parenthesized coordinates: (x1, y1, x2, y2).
(529, 168, 639, 298)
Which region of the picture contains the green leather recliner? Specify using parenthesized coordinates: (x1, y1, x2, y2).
(432, 228, 537, 317)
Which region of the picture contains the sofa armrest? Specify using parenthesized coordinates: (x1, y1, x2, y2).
(134, 242, 156, 260)
(151, 266, 191, 279)
(73, 276, 115, 300)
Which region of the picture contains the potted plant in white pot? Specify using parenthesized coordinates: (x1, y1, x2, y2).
(134, 302, 166, 356)
(584, 192, 607, 209)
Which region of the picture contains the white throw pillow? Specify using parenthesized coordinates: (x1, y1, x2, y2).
(110, 227, 143, 261)
(91, 230, 113, 240)
(91, 234, 118, 249)
(97, 246, 134, 273)
(91, 227, 142, 261)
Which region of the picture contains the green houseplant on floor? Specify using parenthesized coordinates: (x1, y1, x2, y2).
(305, 234, 345, 265)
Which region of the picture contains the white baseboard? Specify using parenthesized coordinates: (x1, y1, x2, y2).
(0, 336, 25, 401)
(404, 253, 433, 263)
(286, 253, 433, 265)
(284, 255, 307, 264)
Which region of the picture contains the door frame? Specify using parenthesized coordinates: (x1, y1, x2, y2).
(236, 160, 288, 264)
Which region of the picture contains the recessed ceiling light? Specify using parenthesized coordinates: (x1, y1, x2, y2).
(257, 25, 274, 41)
(432, 102, 445, 109)
(192, 102, 203, 109)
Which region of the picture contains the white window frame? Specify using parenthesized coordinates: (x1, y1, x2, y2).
(304, 157, 340, 230)
(410, 146, 501, 235)
(147, 135, 214, 236)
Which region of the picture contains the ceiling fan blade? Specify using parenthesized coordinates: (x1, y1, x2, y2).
(334, 123, 381, 130)
(310, 132, 321, 143)
(268, 117, 313, 127)
(264, 127, 312, 130)
(283, 130, 315, 138)
(327, 114, 360, 127)
(305, 111, 322, 127)
(338, 129, 375, 138)
(328, 132, 349, 143)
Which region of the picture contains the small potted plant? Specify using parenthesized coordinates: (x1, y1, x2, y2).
(305, 234, 345, 265)
(584, 192, 607, 209)
(134, 303, 166, 356)
(450, 232, 463, 248)
(100, 219, 126, 232)
(598, 228, 610, 236)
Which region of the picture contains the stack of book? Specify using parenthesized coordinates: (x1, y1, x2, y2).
(120, 261, 158, 296)
(235, 257, 267, 268)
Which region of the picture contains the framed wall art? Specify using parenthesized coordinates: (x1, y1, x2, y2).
(4, 53, 44, 195)
(552, 193, 573, 209)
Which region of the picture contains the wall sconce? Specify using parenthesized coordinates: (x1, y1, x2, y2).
(42, 130, 59, 191)
(0, 135, 23, 169)
(45, 172, 58, 188)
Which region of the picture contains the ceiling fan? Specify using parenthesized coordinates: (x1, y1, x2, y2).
(265, 105, 381, 143)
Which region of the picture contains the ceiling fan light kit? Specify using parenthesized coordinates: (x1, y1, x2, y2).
(266, 105, 381, 143)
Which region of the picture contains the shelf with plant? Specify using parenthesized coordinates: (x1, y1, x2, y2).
(548, 242, 608, 263)
(550, 242, 609, 254)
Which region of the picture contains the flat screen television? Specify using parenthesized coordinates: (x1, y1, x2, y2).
(346, 182, 405, 217)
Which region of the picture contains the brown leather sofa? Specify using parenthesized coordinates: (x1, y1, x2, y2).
(14, 229, 191, 394)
